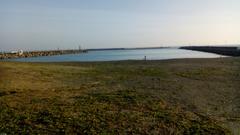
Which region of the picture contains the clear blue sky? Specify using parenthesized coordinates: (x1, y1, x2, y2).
(0, 0, 240, 51)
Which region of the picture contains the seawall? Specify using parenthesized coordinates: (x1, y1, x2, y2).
(180, 46, 240, 56)
(0, 49, 87, 59)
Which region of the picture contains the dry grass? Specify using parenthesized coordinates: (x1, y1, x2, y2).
(0, 57, 240, 134)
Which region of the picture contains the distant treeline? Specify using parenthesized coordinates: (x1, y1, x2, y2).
(180, 46, 240, 56)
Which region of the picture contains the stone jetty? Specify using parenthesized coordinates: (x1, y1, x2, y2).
(180, 46, 240, 56)
(0, 49, 87, 59)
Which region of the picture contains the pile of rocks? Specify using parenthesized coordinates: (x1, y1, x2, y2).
(0, 50, 87, 59)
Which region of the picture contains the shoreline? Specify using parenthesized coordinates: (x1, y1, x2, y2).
(2, 56, 229, 63)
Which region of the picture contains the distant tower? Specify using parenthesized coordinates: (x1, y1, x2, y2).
(79, 45, 81, 50)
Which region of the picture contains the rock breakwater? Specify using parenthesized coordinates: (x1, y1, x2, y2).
(0, 49, 87, 59)
(180, 46, 240, 56)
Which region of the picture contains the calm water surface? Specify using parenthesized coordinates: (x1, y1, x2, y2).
(9, 48, 224, 62)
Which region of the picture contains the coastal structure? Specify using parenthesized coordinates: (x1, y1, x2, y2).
(180, 46, 240, 56)
(0, 49, 87, 59)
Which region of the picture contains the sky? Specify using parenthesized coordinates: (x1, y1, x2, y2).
(0, 0, 240, 51)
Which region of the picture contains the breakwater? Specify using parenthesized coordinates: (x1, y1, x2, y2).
(0, 49, 87, 59)
(180, 46, 240, 56)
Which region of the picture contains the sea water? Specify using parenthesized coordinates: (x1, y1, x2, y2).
(8, 48, 225, 62)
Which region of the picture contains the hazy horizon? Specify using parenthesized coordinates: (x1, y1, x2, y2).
(1, 0, 240, 51)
